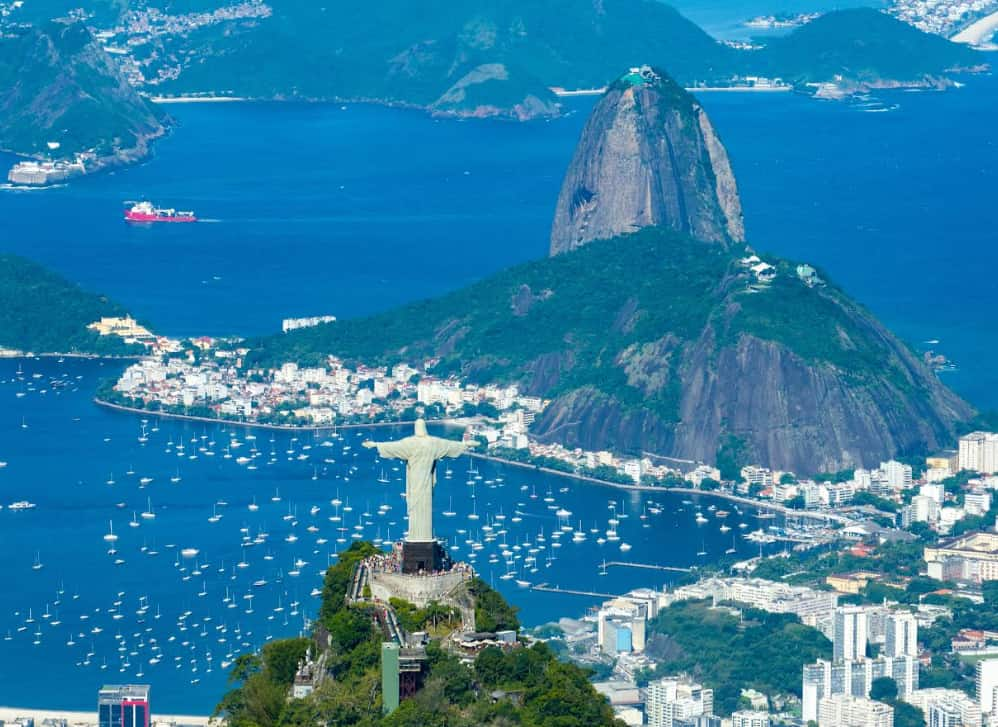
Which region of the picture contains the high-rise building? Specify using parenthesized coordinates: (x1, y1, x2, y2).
(731, 710, 771, 727)
(818, 695, 893, 727)
(646, 677, 714, 727)
(884, 613, 918, 658)
(835, 607, 870, 660)
(803, 657, 918, 722)
(959, 432, 998, 474)
(975, 659, 998, 715)
(98, 685, 150, 727)
(880, 461, 913, 490)
(909, 689, 982, 727)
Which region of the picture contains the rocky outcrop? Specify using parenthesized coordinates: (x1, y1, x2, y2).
(530, 311, 972, 473)
(253, 65, 973, 474)
(0, 20, 164, 160)
(550, 68, 744, 256)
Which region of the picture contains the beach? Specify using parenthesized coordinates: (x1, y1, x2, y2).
(951, 9, 998, 46)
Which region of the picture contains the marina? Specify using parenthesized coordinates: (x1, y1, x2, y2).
(0, 356, 777, 712)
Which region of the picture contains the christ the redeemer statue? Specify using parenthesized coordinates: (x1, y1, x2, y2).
(362, 419, 475, 543)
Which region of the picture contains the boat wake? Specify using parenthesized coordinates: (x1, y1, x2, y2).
(0, 183, 66, 192)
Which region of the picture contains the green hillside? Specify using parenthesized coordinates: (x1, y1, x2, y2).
(216, 541, 622, 727)
(245, 228, 915, 420)
(0, 20, 164, 158)
(757, 8, 979, 84)
(244, 224, 970, 472)
(147, 0, 736, 111)
(0, 254, 142, 355)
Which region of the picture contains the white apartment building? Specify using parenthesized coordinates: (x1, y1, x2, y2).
(668, 578, 838, 622)
(646, 677, 714, 727)
(881, 460, 914, 490)
(907, 689, 981, 727)
(884, 612, 918, 658)
(740, 466, 773, 488)
(959, 433, 998, 474)
(976, 659, 998, 715)
(835, 607, 869, 661)
(819, 695, 893, 727)
(731, 711, 771, 727)
(803, 657, 919, 722)
(921, 484, 945, 505)
(965, 491, 992, 517)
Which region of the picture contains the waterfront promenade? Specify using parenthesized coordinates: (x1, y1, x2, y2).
(94, 396, 472, 433)
(94, 397, 852, 526)
(0, 706, 212, 726)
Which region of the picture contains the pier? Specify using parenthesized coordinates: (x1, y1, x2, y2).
(531, 583, 622, 599)
(602, 561, 693, 573)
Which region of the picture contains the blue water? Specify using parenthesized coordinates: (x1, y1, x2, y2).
(1, 61, 997, 714)
(1, 103, 577, 338)
(2, 75, 996, 407)
(696, 73, 998, 409)
(670, 0, 887, 39)
(0, 358, 767, 711)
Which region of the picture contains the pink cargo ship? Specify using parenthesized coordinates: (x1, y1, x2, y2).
(124, 201, 197, 223)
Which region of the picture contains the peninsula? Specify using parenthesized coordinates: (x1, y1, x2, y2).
(0, 254, 146, 357)
(0, 1, 985, 180)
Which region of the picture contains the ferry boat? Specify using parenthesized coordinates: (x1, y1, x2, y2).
(124, 201, 197, 223)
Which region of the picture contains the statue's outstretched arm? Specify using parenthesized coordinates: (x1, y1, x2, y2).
(436, 438, 476, 459)
(366, 440, 414, 459)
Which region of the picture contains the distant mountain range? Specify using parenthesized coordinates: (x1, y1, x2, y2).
(245, 67, 973, 474)
(143, 3, 980, 115)
(0, 1, 985, 164)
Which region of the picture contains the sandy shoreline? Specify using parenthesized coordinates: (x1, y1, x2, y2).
(148, 96, 247, 104)
(951, 9, 998, 45)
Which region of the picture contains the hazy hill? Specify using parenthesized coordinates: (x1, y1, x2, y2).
(0, 20, 164, 159)
(756, 8, 980, 85)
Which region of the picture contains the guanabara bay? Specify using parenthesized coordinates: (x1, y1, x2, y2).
(247, 67, 973, 475)
(1, 0, 997, 725)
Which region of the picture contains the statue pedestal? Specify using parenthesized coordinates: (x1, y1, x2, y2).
(401, 540, 449, 574)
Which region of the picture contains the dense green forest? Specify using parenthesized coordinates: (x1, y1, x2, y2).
(644, 600, 831, 714)
(245, 226, 920, 424)
(216, 541, 623, 727)
(757, 9, 978, 85)
(0, 254, 143, 355)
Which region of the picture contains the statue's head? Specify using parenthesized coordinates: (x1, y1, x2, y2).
(414, 418, 428, 437)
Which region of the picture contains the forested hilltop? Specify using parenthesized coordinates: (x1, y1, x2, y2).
(0, 254, 143, 356)
(215, 542, 623, 727)
(244, 225, 971, 474)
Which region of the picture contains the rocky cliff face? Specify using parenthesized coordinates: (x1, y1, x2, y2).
(0, 20, 164, 159)
(252, 66, 973, 474)
(550, 68, 744, 256)
(529, 306, 972, 473)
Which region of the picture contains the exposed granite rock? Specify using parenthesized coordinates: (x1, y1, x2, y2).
(550, 68, 744, 256)
(251, 65, 973, 474)
(530, 304, 972, 473)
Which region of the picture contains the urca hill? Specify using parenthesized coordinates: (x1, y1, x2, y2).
(247, 67, 972, 474)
